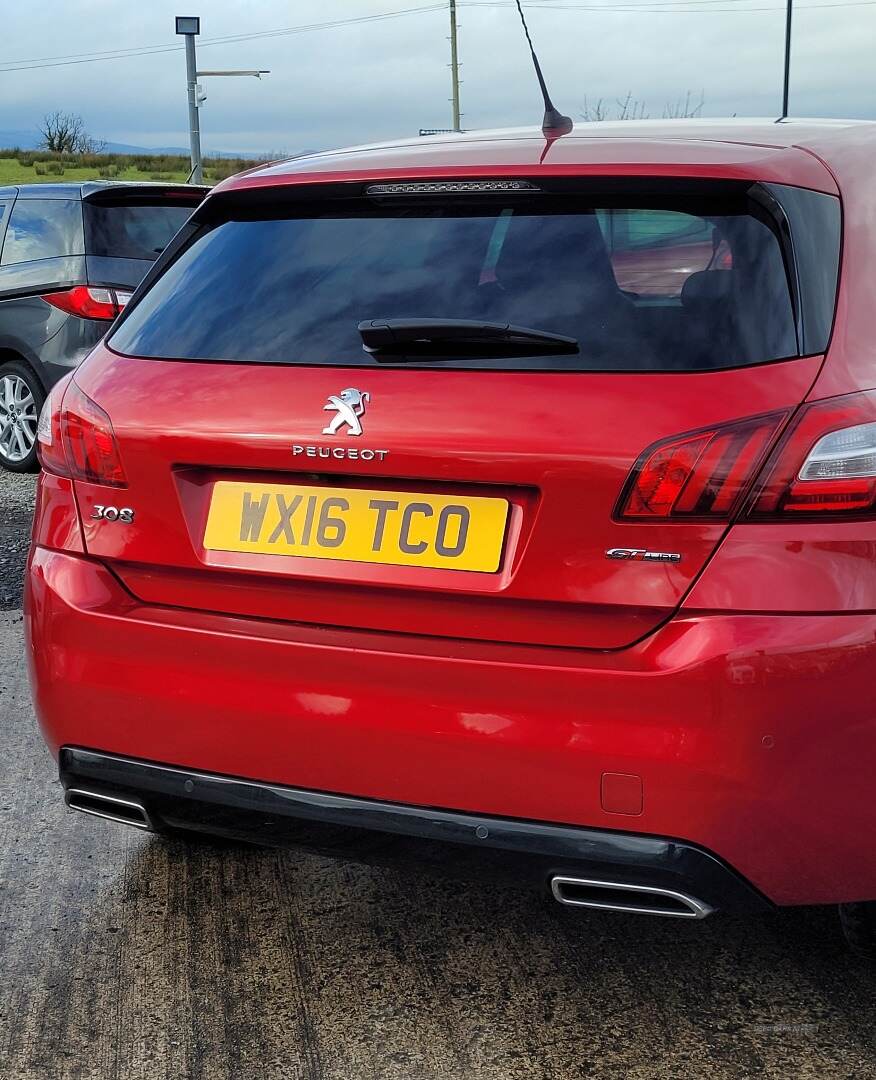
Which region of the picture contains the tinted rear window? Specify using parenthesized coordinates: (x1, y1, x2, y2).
(85, 199, 195, 261)
(110, 184, 835, 372)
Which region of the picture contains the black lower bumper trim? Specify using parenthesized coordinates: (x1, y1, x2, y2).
(59, 747, 773, 915)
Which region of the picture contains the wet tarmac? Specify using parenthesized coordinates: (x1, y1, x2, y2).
(1, 472, 874, 1079)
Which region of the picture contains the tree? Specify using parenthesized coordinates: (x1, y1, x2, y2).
(580, 91, 705, 123)
(38, 111, 105, 154)
(662, 91, 705, 120)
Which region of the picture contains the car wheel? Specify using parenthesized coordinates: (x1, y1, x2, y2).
(839, 901, 876, 958)
(0, 360, 44, 473)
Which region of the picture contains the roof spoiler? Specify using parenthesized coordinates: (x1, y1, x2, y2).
(81, 182, 210, 202)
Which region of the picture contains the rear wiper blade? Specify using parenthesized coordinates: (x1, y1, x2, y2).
(358, 318, 578, 359)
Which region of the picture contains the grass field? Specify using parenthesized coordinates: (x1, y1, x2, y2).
(0, 149, 268, 188)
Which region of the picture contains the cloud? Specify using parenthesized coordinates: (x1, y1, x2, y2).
(2, 0, 875, 156)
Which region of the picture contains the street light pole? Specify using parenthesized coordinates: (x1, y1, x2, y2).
(175, 17, 203, 183)
(176, 16, 269, 185)
(781, 0, 793, 119)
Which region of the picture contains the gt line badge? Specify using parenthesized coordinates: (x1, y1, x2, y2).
(606, 548, 682, 563)
(322, 388, 370, 437)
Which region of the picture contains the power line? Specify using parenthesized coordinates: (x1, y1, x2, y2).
(0, 45, 181, 72)
(511, 0, 788, 6)
(0, 5, 446, 72)
(2, 0, 872, 74)
(4, 0, 872, 73)
(473, 0, 873, 5)
(465, 0, 876, 10)
(491, 0, 778, 5)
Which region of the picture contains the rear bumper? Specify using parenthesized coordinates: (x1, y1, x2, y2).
(59, 747, 770, 915)
(26, 546, 876, 908)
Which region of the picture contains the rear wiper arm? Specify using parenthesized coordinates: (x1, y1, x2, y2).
(358, 318, 578, 360)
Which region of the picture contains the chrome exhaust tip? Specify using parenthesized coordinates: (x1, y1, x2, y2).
(550, 876, 713, 919)
(65, 788, 154, 832)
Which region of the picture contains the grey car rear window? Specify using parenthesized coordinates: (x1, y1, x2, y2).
(85, 200, 197, 262)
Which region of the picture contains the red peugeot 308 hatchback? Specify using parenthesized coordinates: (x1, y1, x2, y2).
(25, 119, 876, 953)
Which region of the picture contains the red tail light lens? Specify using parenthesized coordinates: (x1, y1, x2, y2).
(745, 390, 876, 518)
(62, 385, 126, 486)
(616, 413, 787, 520)
(36, 379, 126, 487)
(42, 286, 127, 321)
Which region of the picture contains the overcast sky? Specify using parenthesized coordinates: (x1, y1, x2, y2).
(2, 0, 875, 156)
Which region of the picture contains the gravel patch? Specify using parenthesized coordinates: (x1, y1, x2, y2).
(0, 470, 37, 609)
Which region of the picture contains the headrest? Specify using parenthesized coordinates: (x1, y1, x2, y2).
(681, 270, 733, 307)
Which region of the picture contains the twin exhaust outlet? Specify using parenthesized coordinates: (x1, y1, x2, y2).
(63, 788, 713, 919)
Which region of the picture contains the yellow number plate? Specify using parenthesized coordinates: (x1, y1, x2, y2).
(203, 481, 509, 572)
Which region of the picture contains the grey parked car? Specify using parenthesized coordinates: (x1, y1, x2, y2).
(0, 181, 207, 471)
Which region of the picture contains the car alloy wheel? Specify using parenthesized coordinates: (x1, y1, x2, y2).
(0, 371, 39, 466)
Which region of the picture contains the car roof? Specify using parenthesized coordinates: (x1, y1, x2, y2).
(0, 180, 208, 200)
(216, 118, 876, 198)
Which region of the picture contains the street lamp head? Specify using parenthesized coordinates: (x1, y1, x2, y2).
(175, 15, 200, 35)
(196, 70, 271, 78)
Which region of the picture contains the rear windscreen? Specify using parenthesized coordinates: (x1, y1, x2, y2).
(85, 199, 196, 261)
(109, 184, 838, 372)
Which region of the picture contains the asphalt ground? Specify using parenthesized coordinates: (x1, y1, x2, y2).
(1, 469, 875, 1079)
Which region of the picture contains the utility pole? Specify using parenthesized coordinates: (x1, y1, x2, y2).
(176, 16, 203, 183)
(781, 0, 793, 118)
(449, 0, 462, 132)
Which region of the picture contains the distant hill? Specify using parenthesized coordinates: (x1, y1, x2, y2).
(0, 130, 268, 159)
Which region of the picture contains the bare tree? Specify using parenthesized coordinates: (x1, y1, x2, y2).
(38, 111, 105, 154)
(615, 92, 649, 121)
(662, 90, 705, 120)
(39, 112, 82, 153)
(581, 96, 610, 122)
(78, 132, 107, 154)
(580, 91, 704, 123)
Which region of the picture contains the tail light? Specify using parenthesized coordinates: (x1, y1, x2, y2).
(42, 286, 132, 321)
(37, 379, 126, 487)
(615, 413, 787, 520)
(617, 390, 876, 523)
(745, 390, 876, 518)
(35, 377, 71, 477)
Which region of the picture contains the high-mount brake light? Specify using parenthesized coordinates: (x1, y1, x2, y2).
(366, 180, 540, 196)
(616, 414, 787, 521)
(36, 379, 126, 487)
(745, 390, 876, 517)
(42, 286, 128, 321)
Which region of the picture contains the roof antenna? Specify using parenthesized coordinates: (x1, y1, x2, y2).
(514, 0, 573, 137)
